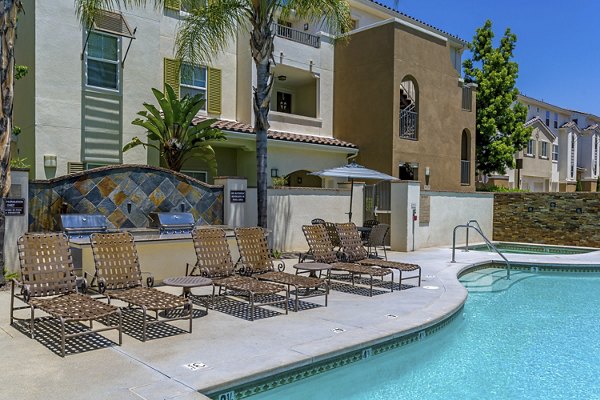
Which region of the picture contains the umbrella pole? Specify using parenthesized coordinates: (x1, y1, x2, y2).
(348, 178, 354, 222)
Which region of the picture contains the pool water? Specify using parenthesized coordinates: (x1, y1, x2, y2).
(248, 269, 600, 399)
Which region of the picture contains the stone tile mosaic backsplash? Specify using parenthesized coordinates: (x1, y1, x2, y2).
(29, 165, 223, 232)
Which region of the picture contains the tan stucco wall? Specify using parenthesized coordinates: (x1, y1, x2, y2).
(334, 21, 476, 192)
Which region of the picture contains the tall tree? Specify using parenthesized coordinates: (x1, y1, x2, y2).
(463, 19, 531, 176)
(0, 0, 23, 281)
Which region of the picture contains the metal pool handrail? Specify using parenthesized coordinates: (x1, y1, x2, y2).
(452, 223, 511, 280)
(465, 220, 493, 252)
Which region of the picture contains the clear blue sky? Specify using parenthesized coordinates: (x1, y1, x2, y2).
(380, 0, 600, 116)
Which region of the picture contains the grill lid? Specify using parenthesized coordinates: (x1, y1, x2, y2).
(60, 214, 109, 231)
(148, 212, 195, 228)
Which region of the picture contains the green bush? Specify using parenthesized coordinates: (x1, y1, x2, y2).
(271, 176, 288, 187)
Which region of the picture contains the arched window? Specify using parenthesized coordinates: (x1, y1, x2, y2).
(399, 76, 418, 140)
(461, 129, 470, 185)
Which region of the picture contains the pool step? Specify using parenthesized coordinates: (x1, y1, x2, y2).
(460, 269, 533, 293)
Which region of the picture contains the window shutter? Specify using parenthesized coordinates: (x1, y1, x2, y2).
(163, 58, 180, 98)
(207, 67, 222, 114)
(164, 0, 181, 11)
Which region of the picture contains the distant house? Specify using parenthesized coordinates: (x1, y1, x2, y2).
(499, 95, 600, 192)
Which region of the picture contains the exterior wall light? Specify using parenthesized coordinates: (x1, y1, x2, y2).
(271, 168, 279, 177)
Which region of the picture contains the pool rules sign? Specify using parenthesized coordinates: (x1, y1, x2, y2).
(4, 198, 25, 216)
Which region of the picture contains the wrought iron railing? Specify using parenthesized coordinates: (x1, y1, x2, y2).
(273, 23, 320, 48)
(399, 108, 418, 140)
(461, 160, 470, 185)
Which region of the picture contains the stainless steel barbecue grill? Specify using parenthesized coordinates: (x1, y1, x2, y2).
(148, 212, 195, 235)
(59, 214, 109, 239)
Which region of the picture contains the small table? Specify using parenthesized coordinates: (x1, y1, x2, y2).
(293, 262, 332, 279)
(163, 276, 212, 298)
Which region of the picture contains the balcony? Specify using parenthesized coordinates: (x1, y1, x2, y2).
(461, 160, 470, 185)
(273, 23, 320, 48)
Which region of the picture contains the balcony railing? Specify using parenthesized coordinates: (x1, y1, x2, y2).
(400, 108, 418, 140)
(273, 23, 320, 48)
(461, 160, 470, 185)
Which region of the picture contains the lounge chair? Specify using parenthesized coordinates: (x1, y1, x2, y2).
(302, 224, 392, 296)
(365, 223, 390, 260)
(335, 222, 421, 290)
(235, 227, 329, 311)
(361, 219, 380, 242)
(10, 233, 122, 357)
(89, 232, 192, 341)
(187, 227, 289, 320)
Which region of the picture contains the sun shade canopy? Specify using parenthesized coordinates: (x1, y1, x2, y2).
(311, 162, 397, 181)
(92, 10, 135, 39)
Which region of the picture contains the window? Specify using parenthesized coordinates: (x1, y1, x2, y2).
(276, 91, 292, 113)
(545, 111, 550, 126)
(85, 32, 120, 90)
(553, 112, 558, 129)
(180, 64, 207, 109)
(526, 140, 535, 156)
(181, 170, 208, 182)
(540, 142, 548, 158)
(350, 18, 358, 30)
(399, 162, 418, 181)
(552, 144, 559, 162)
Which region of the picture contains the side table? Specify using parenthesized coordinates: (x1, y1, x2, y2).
(163, 276, 213, 312)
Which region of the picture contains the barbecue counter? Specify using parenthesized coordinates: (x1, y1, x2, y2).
(62, 213, 239, 283)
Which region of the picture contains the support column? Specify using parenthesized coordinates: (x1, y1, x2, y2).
(390, 181, 420, 252)
(214, 176, 247, 228)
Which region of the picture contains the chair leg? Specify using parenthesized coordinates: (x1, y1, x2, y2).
(9, 280, 15, 325)
(383, 246, 387, 261)
(293, 285, 299, 312)
(117, 309, 123, 345)
(285, 288, 289, 315)
(369, 275, 373, 297)
(399, 270, 403, 291)
(188, 299, 193, 334)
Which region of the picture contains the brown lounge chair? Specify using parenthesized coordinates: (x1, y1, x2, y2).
(365, 223, 389, 260)
(10, 233, 122, 357)
(302, 224, 392, 296)
(187, 227, 289, 320)
(89, 232, 192, 341)
(235, 227, 329, 311)
(335, 222, 421, 289)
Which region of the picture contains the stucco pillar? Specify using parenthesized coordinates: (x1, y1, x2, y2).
(214, 176, 247, 228)
(390, 181, 420, 252)
(4, 169, 29, 274)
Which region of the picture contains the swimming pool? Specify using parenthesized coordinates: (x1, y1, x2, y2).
(244, 268, 600, 399)
(466, 242, 596, 255)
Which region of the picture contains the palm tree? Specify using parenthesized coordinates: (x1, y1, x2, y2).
(0, 0, 23, 283)
(124, 84, 225, 173)
(176, 0, 352, 228)
(76, 0, 352, 228)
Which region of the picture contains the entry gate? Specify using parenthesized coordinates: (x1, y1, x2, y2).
(363, 181, 391, 244)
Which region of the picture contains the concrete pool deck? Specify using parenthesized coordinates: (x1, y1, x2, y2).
(1, 245, 600, 400)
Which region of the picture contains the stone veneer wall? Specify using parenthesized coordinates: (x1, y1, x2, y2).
(494, 193, 600, 247)
(29, 165, 223, 232)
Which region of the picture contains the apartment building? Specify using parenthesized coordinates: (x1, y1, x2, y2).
(14, 0, 357, 186)
(503, 95, 600, 192)
(333, 0, 477, 192)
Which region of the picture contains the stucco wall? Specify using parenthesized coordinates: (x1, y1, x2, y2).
(243, 186, 364, 251)
(334, 20, 476, 192)
(417, 192, 494, 249)
(493, 192, 600, 247)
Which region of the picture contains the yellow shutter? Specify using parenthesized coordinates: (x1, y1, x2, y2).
(164, 0, 181, 11)
(207, 67, 222, 114)
(163, 58, 180, 98)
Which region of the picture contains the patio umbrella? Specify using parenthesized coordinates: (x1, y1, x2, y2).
(311, 162, 397, 222)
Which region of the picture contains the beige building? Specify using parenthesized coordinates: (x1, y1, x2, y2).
(333, 6, 476, 192)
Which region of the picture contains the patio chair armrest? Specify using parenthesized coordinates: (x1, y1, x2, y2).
(13, 280, 31, 303)
(77, 276, 88, 294)
(141, 271, 154, 288)
(275, 260, 285, 272)
(235, 262, 253, 277)
(97, 277, 107, 294)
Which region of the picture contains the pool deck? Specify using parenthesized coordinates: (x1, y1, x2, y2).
(1, 245, 599, 400)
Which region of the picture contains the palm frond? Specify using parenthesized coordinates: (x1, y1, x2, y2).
(74, 0, 163, 27)
(282, 0, 352, 36)
(175, 0, 253, 65)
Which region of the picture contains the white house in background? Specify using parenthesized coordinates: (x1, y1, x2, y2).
(570, 111, 600, 191)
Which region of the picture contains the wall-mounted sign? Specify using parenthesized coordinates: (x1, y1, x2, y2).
(4, 198, 25, 216)
(230, 190, 246, 203)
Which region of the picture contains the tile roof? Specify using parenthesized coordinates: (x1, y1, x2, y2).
(525, 117, 556, 139)
(366, 0, 467, 43)
(192, 117, 358, 149)
(560, 121, 582, 132)
(584, 124, 599, 131)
